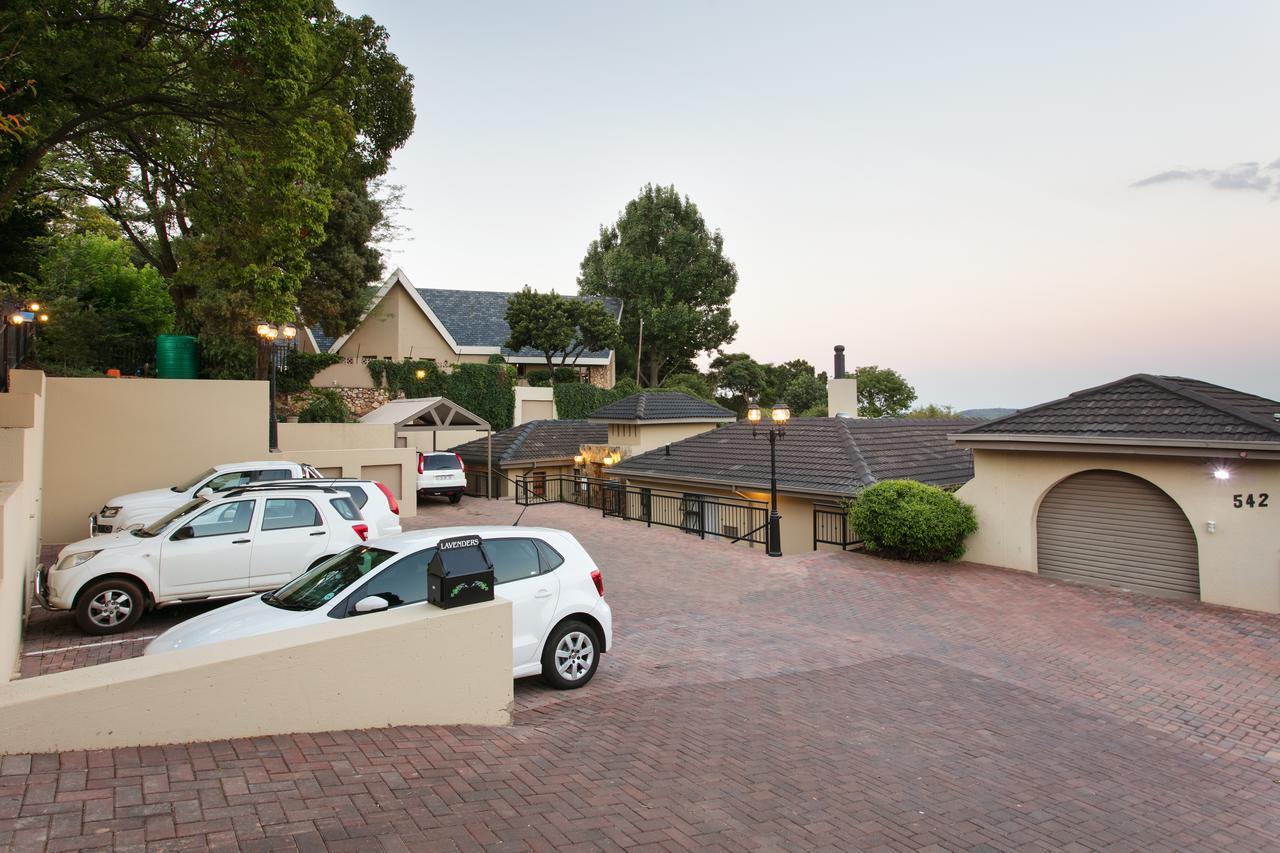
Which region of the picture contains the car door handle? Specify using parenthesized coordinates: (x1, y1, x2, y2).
(534, 589, 552, 599)
(309, 531, 325, 536)
(232, 539, 251, 544)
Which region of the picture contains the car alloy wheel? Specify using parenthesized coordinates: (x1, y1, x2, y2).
(554, 630, 594, 682)
(88, 588, 134, 628)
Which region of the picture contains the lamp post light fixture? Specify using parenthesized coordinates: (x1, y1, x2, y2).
(254, 321, 297, 451)
(748, 399, 790, 557)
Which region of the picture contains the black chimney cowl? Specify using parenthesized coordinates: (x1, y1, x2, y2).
(833, 345, 846, 379)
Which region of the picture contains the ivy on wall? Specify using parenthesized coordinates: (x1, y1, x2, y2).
(367, 360, 516, 431)
(552, 378, 641, 420)
(276, 351, 343, 395)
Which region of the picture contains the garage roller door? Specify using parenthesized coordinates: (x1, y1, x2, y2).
(1036, 470, 1199, 599)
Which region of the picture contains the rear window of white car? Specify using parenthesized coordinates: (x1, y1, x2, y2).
(421, 454, 462, 471)
(336, 485, 369, 509)
(329, 496, 360, 520)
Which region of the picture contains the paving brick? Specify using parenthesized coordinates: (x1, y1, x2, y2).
(10, 498, 1280, 850)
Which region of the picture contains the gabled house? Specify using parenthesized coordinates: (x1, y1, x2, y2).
(300, 268, 623, 390)
(952, 373, 1280, 612)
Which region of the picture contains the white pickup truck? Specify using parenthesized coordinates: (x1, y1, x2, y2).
(92, 460, 321, 536)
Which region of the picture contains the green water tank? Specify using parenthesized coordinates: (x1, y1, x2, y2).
(155, 335, 198, 379)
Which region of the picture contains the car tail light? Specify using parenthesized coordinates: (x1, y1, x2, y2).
(590, 568, 604, 597)
(417, 453, 424, 475)
(374, 481, 399, 515)
(353, 523, 369, 541)
(455, 452, 465, 472)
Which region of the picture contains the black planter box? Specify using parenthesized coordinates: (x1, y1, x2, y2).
(427, 535, 496, 609)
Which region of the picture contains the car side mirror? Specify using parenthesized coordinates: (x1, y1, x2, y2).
(172, 525, 195, 541)
(195, 488, 212, 500)
(353, 595, 390, 614)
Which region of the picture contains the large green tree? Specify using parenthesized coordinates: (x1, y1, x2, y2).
(504, 287, 621, 375)
(0, 1, 414, 375)
(855, 365, 916, 417)
(578, 184, 738, 387)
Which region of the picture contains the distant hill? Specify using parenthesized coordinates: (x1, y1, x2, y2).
(958, 408, 1017, 420)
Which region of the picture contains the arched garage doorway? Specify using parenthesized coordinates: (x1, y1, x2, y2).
(1036, 470, 1200, 600)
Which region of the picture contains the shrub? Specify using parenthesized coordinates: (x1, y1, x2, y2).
(298, 389, 355, 423)
(552, 381, 612, 419)
(552, 366, 579, 384)
(659, 372, 715, 401)
(848, 480, 977, 561)
(526, 369, 552, 387)
(487, 353, 506, 365)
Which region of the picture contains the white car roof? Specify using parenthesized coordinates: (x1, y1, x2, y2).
(212, 486, 345, 501)
(213, 460, 298, 471)
(367, 525, 570, 552)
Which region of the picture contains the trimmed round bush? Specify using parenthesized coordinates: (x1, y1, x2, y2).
(848, 480, 977, 562)
(526, 369, 552, 387)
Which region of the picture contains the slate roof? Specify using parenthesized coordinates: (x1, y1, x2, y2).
(959, 374, 1280, 444)
(309, 326, 337, 352)
(451, 420, 608, 468)
(417, 289, 623, 360)
(588, 392, 736, 422)
(610, 418, 981, 496)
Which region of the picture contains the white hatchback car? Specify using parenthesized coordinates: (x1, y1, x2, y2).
(417, 452, 466, 503)
(146, 526, 613, 689)
(39, 484, 369, 635)
(93, 460, 321, 535)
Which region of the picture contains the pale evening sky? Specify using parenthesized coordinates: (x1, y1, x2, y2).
(338, 1, 1280, 410)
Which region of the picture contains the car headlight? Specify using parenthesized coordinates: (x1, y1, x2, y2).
(99, 506, 121, 519)
(55, 551, 100, 571)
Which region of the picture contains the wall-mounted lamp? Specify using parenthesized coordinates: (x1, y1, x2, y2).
(573, 454, 584, 464)
(1213, 468, 1231, 481)
(415, 368, 426, 380)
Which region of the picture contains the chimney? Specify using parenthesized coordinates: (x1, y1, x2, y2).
(827, 345, 857, 418)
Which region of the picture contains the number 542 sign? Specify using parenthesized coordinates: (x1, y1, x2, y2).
(1232, 493, 1269, 508)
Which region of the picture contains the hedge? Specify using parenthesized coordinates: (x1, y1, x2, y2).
(277, 351, 343, 395)
(848, 479, 977, 561)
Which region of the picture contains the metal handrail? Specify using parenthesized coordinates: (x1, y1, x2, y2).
(813, 504, 860, 550)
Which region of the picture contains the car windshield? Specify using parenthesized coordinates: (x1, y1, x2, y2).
(264, 546, 396, 611)
(172, 467, 216, 492)
(133, 498, 206, 537)
(423, 454, 461, 471)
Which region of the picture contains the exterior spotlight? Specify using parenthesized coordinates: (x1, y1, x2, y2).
(771, 401, 791, 425)
(1213, 468, 1230, 480)
(746, 401, 762, 423)
(602, 456, 614, 466)
(415, 368, 426, 380)
(573, 454, 584, 465)
(37, 313, 48, 323)
(26, 302, 40, 312)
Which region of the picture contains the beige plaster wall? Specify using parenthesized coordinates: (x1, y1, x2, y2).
(0, 371, 45, 682)
(42, 376, 268, 544)
(311, 360, 378, 389)
(0, 598, 512, 754)
(955, 448, 1280, 613)
(277, 422, 396, 451)
(515, 386, 556, 425)
(610, 422, 721, 456)
(827, 377, 858, 417)
(280, 447, 418, 514)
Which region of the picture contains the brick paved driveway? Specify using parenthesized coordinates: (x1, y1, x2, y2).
(6, 498, 1280, 851)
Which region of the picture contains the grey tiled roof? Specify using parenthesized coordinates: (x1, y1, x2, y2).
(588, 392, 736, 422)
(611, 418, 980, 496)
(960, 375, 1280, 444)
(309, 326, 337, 352)
(451, 420, 608, 467)
(418, 289, 623, 359)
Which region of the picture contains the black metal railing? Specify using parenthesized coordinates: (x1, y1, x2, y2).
(813, 504, 861, 551)
(517, 474, 769, 546)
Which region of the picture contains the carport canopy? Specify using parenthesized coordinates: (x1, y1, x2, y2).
(360, 397, 494, 494)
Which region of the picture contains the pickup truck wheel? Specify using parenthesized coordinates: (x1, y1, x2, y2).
(75, 578, 146, 635)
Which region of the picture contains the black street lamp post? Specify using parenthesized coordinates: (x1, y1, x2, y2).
(747, 399, 791, 557)
(254, 321, 297, 451)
